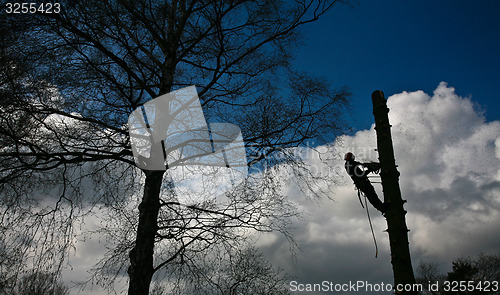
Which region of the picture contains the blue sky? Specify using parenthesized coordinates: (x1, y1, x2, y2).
(295, 0, 500, 132)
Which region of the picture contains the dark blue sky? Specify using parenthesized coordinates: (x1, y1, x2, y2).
(295, 0, 500, 133)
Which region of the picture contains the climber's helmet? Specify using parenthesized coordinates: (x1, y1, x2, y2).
(344, 152, 355, 161)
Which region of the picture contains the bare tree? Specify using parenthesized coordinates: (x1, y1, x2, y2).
(416, 254, 500, 295)
(15, 272, 69, 295)
(0, 236, 22, 294)
(415, 261, 445, 295)
(147, 245, 292, 295)
(1, 0, 351, 294)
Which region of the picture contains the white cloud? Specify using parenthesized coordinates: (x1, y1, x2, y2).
(258, 82, 500, 289)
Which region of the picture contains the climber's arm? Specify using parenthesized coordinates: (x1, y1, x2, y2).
(363, 162, 381, 174)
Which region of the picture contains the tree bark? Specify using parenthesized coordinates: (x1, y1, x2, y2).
(127, 169, 164, 295)
(372, 90, 416, 295)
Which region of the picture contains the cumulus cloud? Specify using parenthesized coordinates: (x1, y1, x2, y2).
(258, 82, 500, 291)
(57, 82, 499, 294)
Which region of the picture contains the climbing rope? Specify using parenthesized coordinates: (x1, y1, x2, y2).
(359, 190, 378, 258)
(365, 196, 378, 258)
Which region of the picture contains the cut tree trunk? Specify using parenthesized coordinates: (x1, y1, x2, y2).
(372, 90, 417, 295)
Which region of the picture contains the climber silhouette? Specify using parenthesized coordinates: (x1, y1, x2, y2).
(344, 152, 387, 214)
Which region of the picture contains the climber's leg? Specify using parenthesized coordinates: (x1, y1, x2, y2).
(355, 178, 386, 213)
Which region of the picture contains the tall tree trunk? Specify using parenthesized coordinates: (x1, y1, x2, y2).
(372, 90, 417, 295)
(127, 50, 175, 293)
(128, 169, 164, 295)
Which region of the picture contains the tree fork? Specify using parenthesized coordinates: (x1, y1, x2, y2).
(372, 90, 416, 294)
